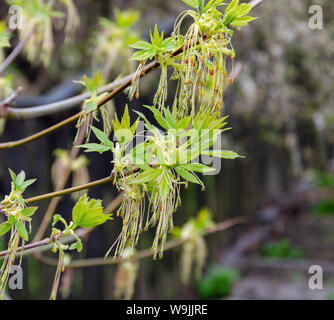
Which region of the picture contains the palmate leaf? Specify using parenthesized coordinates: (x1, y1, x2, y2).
(223, 0, 256, 27)
(75, 72, 103, 94)
(112, 105, 139, 145)
(150, 24, 164, 46)
(72, 194, 112, 228)
(130, 24, 176, 61)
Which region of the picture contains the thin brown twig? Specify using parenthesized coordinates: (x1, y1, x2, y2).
(0, 31, 210, 149)
(0, 194, 125, 259)
(0, 0, 265, 149)
(0, 59, 158, 149)
(6, 76, 132, 120)
(0, 87, 23, 118)
(38, 216, 248, 268)
(0, 216, 247, 264)
(26, 175, 114, 204)
(0, 232, 63, 258)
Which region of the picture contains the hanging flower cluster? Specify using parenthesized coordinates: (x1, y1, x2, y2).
(129, 0, 256, 117)
(173, 208, 214, 283)
(51, 149, 90, 200)
(0, 22, 11, 63)
(80, 105, 241, 258)
(79, 0, 256, 260)
(6, 0, 79, 66)
(0, 170, 37, 298)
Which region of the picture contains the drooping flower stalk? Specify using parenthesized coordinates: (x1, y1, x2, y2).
(113, 179, 145, 256)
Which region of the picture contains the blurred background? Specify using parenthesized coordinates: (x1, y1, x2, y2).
(0, 0, 334, 300)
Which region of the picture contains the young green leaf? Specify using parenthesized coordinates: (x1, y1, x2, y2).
(129, 168, 163, 184)
(76, 238, 83, 252)
(182, 0, 199, 9)
(8, 169, 36, 192)
(175, 167, 202, 185)
(176, 115, 192, 130)
(130, 48, 156, 61)
(128, 143, 152, 170)
(52, 214, 62, 226)
(72, 194, 112, 228)
(90, 126, 114, 149)
(85, 100, 99, 113)
(18, 179, 37, 192)
(177, 163, 216, 173)
(16, 171, 26, 188)
(161, 37, 177, 52)
(144, 105, 170, 130)
(78, 143, 111, 154)
(202, 150, 242, 159)
(230, 16, 257, 27)
(235, 3, 252, 17)
(0, 222, 12, 237)
(21, 207, 38, 217)
(225, 0, 239, 15)
(163, 107, 176, 129)
(70, 238, 83, 252)
(8, 169, 17, 187)
(133, 110, 154, 131)
(112, 105, 138, 144)
(159, 171, 170, 200)
(129, 40, 153, 50)
(14, 219, 29, 241)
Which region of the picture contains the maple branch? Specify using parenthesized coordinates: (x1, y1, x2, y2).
(38, 216, 248, 268)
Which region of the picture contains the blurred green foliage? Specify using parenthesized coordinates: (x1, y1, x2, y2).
(197, 265, 239, 299)
(314, 171, 334, 188)
(261, 238, 303, 259)
(312, 171, 334, 217)
(313, 200, 334, 217)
